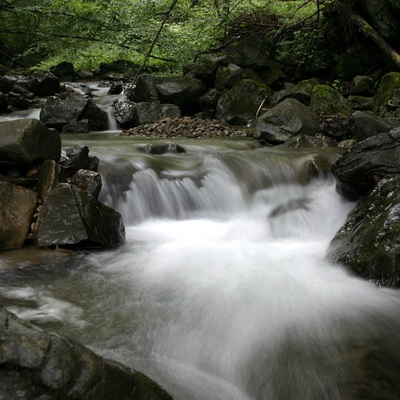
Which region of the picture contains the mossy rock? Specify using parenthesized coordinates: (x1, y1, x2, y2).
(372, 72, 400, 113)
(310, 85, 352, 116)
(328, 175, 400, 287)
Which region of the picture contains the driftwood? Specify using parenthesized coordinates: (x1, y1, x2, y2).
(348, 10, 400, 70)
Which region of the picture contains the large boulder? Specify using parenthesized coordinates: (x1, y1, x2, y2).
(28, 72, 60, 97)
(350, 110, 399, 140)
(35, 183, 125, 249)
(0, 182, 37, 250)
(310, 85, 353, 116)
(251, 98, 319, 144)
(112, 97, 138, 129)
(49, 61, 75, 82)
(372, 72, 400, 114)
(0, 119, 61, 169)
(216, 79, 272, 125)
(328, 176, 400, 287)
(40, 93, 107, 132)
(0, 307, 172, 400)
(128, 75, 169, 103)
(155, 76, 207, 114)
(183, 53, 230, 87)
(331, 127, 400, 200)
(134, 102, 181, 125)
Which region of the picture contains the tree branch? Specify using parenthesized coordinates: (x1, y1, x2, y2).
(348, 10, 400, 70)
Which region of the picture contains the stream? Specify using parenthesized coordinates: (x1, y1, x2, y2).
(1, 115, 400, 399)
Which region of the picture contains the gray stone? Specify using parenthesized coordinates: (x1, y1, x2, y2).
(0, 307, 172, 400)
(70, 169, 102, 199)
(35, 183, 125, 249)
(331, 127, 400, 200)
(37, 159, 66, 201)
(135, 102, 181, 125)
(0, 182, 37, 250)
(350, 110, 398, 140)
(112, 97, 138, 128)
(328, 176, 400, 287)
(310, 85, 352, 116)
(0, 119, 61, 167)
(59, 145, 99, 177)
(252, 98, 319, 144)
(40, 93, 107, 132)
(216, 79, 273, 126)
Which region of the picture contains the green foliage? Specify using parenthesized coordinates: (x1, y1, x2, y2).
(0, 0, 325, 73)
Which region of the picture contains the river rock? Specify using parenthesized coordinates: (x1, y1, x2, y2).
(0, 307, 172, 400)
(350, 110, 398, 140)
(50, 61, 75, 81)
(135, 102, 181, 125)
(70, 169, 102, 198)
(129, 75, 169, 103)
(28, 72, 60, 97)
(310, 85, 352, 116)
(58, 145, 99, 177)
(37, 159, 66, 201)
(6, 91, 31, 110)
(40, 92, 107, 132)
(216, 79, 272, 125)
(184, 53, 230, 87)
(373, 72, 400, 114)
(328, 175, 400, 287)
(112, 97, 138, 128)
(0, 182, 37, 250)
(0, 119, 61, 170)
(252, 98, 319, 144)
(331, 127, 400, 200)
(35, 183, 125, 249)
(137, 142, 186, 154)
(155, 76, 207, 114)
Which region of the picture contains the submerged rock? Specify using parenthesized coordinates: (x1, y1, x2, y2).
(328, 175, 400, 287)
(0, 307, 172, 400)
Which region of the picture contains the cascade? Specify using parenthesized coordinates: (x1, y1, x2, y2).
(1, 133, 400, 400)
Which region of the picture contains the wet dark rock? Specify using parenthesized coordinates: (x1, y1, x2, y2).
(350, 110, 398, 140)
(6, 92, 31, 110)
(135, 102, 181, 126)
(99, 59, 140, 78)
(128, 75, 169, 103)
(328, 175, 400, 287)
(0, 92, 7, 113)
(108, 81, 124, 95)
(0, 307, 172, 400)
(0, 182, 37, 250)
(70, 169, 102, 199)
(155, 76, 207, 114)
(331, 127, 400, 200)
(112, 97, 138, 128)
(347, 96, 373, 111)
(215, 64, 248, 91)
(373, 72, 400, 113)
(0, 119, 61, 168)
(252, 98, 319, 145)
(138, 142, 186, 154)
(0, 76, 16, 94)
(12, 84, 35, 100)
(50, 61, 75, 82)
(59, 145, 99, 177)
(40, 92, 107, 132)
(28, 72, 60, 97)
(216, 79, 272, 125)
(37, 159, 66, 201)
(197, 89, 220, 111)
(35, 183, 125, 249)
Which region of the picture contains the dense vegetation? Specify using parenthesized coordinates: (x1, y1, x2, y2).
(0, 1, 325, 72)
(0, 0, 399, 77)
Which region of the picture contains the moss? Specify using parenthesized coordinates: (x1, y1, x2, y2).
(310, 84, 353, 115)
(372, 72, 400, 114)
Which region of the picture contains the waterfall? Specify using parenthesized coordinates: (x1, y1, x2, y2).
(2, 136, 400, 400)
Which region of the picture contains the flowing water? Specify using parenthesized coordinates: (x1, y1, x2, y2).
(1, 133, 400, 399)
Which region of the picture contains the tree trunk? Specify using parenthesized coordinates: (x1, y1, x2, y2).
(348, 10, 400, 70)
